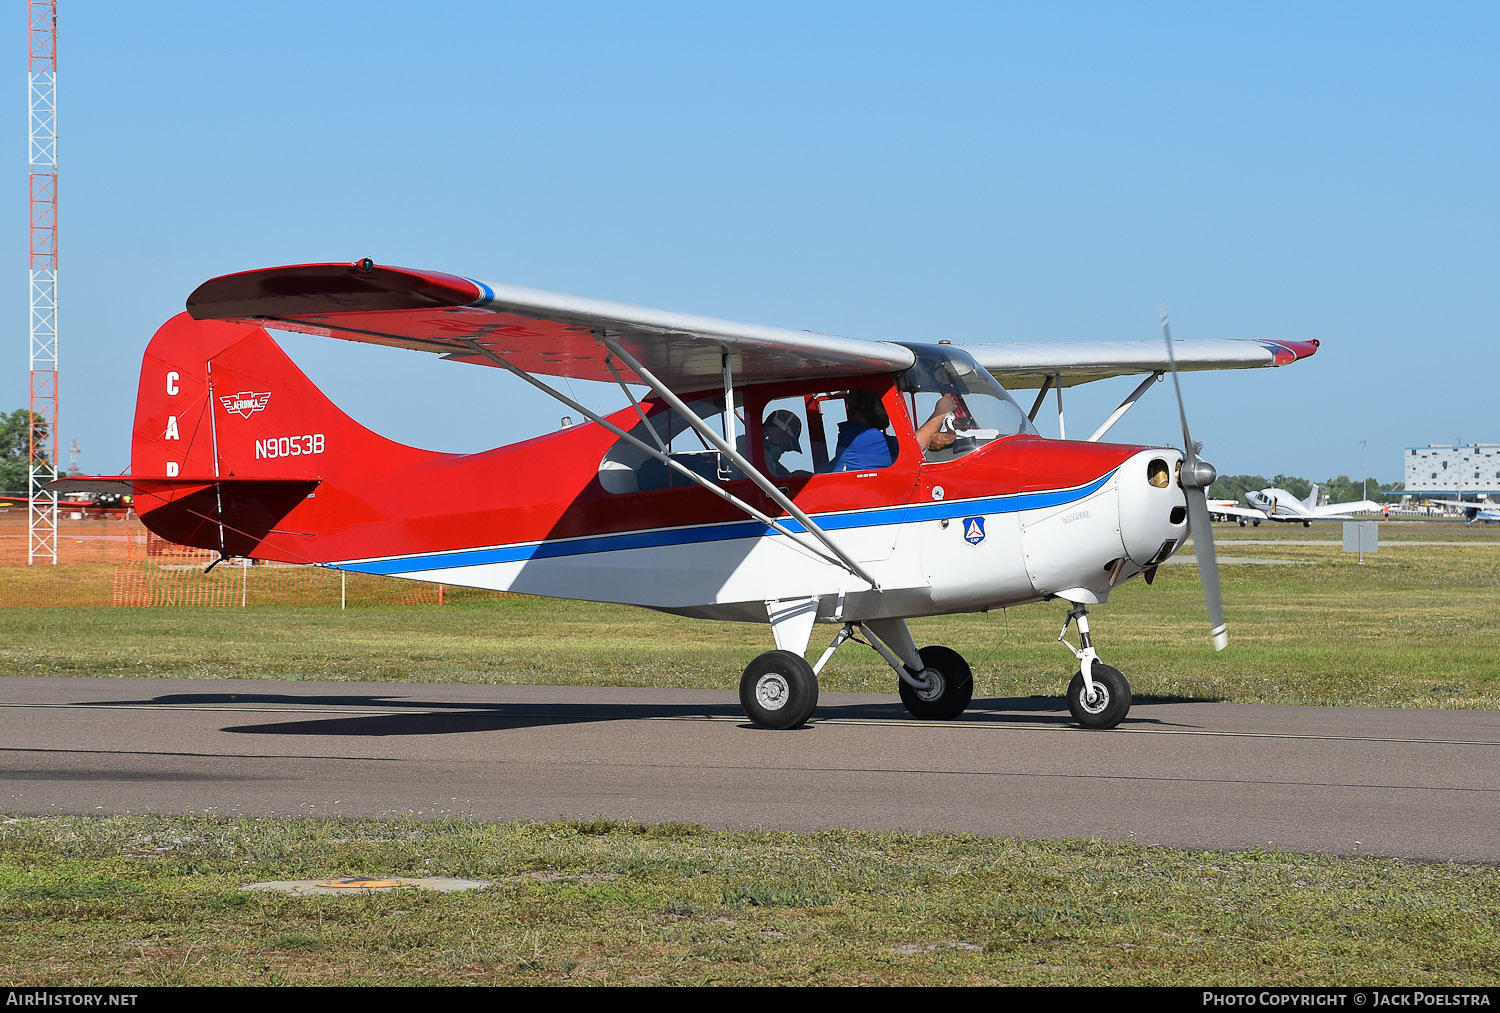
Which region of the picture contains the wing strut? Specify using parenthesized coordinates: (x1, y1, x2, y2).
(1086, 371, 1162, 443)
(455, 339, 866, 580)
(1027, 376, 1053, 423)
(604, 357, 667, 452)
(599, 337, 882, 590)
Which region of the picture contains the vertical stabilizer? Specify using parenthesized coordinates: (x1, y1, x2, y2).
(1303, 483, 1319, 511)
(128, 312, 451, 561)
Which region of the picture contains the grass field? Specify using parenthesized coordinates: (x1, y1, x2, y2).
(4, 524, 1498, 709)
(2, 814, 1496, 986)
(3, 523, 1498, 985)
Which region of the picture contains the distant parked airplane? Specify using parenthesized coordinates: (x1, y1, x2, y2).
(1213, 484, 1383, 527)
(1422, 499, 1500, 524)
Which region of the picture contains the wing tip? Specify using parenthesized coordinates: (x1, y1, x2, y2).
(1263, 339, 1320, 366)
(186, 262, 485, 321)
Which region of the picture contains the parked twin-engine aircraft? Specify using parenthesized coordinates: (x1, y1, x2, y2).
(1213, 484, 1384, 527)
(55, 261, 1319, 729)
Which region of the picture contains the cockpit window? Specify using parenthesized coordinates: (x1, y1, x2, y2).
(895, 343, 1036, 461)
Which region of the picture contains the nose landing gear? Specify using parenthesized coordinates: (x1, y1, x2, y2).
(1057, 604, 1132, 729)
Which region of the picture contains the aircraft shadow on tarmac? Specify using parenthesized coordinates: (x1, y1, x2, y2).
(83, 691, 1199, 738)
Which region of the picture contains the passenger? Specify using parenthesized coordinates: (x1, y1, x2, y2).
(733, 409, 807, 479)
(761, 409, 807, 478)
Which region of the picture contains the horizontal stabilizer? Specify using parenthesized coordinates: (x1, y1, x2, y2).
(46, 475, 322, 496)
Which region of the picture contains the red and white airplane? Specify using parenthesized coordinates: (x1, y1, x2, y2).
(55, 261, 1319, 730)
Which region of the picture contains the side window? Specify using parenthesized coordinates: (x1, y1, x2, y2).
(598, 396, 745, 494)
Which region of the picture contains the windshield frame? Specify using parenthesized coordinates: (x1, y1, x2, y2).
(893, 342, 1038, 459)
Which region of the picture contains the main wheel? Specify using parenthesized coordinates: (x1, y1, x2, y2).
(739, 650, 819, 729)
(1066, 663, 1131, 729)
(898, 645, 975, 720)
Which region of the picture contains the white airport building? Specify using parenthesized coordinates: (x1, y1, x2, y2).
(1404, 444, 1500, 496)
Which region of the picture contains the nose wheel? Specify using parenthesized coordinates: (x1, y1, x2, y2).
(1066, 663, 1131, 729)
(1057, 604, 1132, 729)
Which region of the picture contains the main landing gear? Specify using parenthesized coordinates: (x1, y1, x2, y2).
(739, 650, 819, 730)
(737, 619, 974, 729)
(1057, 604, 1132, 729)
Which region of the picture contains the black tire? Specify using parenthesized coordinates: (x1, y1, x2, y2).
(1066, 663, 1131, 729)
(739, 650, 819, 729)
(898, 645, 975, 720)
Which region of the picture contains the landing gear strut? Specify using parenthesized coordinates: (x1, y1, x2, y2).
(1057, 604, 1132, 729)
(812, 620, 974, 721)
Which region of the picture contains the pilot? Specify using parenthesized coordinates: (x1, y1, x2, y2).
(834, 391, 960, 471)
(832, 390, 895, 471)
(915, 394, 960, 455)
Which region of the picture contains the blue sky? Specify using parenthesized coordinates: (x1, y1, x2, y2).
(7, 1, 1496, 483)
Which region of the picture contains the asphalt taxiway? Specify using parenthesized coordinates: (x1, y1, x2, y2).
(2, 676, 1496, 863)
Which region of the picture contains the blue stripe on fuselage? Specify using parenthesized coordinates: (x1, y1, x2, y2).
(337, 468, 1118, 575)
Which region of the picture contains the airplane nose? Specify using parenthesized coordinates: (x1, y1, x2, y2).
(1117, 449, 1190, 567)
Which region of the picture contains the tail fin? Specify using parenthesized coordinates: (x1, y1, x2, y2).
(1303, 483, 1319, 511)
(129, 312, 443, 560)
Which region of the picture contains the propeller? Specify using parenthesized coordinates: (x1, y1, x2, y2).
(1160, 305, 1229, 652)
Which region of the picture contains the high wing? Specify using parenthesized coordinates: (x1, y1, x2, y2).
(964, 339, 1320, 389)
(187, 262, 914, 388)
(186, 261, 1319, 392)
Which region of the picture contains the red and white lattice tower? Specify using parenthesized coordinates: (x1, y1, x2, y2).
(27, 1, 58, 564)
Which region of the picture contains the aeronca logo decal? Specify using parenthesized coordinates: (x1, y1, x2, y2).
(219, 391, 271, 418)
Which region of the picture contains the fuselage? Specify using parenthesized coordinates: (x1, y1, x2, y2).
(1245, 487, 1312, 520)
(128, 319, 1192, 627)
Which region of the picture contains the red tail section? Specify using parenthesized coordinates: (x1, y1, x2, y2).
(130, 312, 454, 561)
(122, 313, 724, 570)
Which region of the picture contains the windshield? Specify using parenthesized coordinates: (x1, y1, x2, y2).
(895, 343, 1036, 461)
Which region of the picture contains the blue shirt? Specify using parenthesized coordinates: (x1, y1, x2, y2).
(832, 421, 897, 471)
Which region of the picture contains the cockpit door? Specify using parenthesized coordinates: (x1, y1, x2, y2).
(748, 383, 921, 564)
